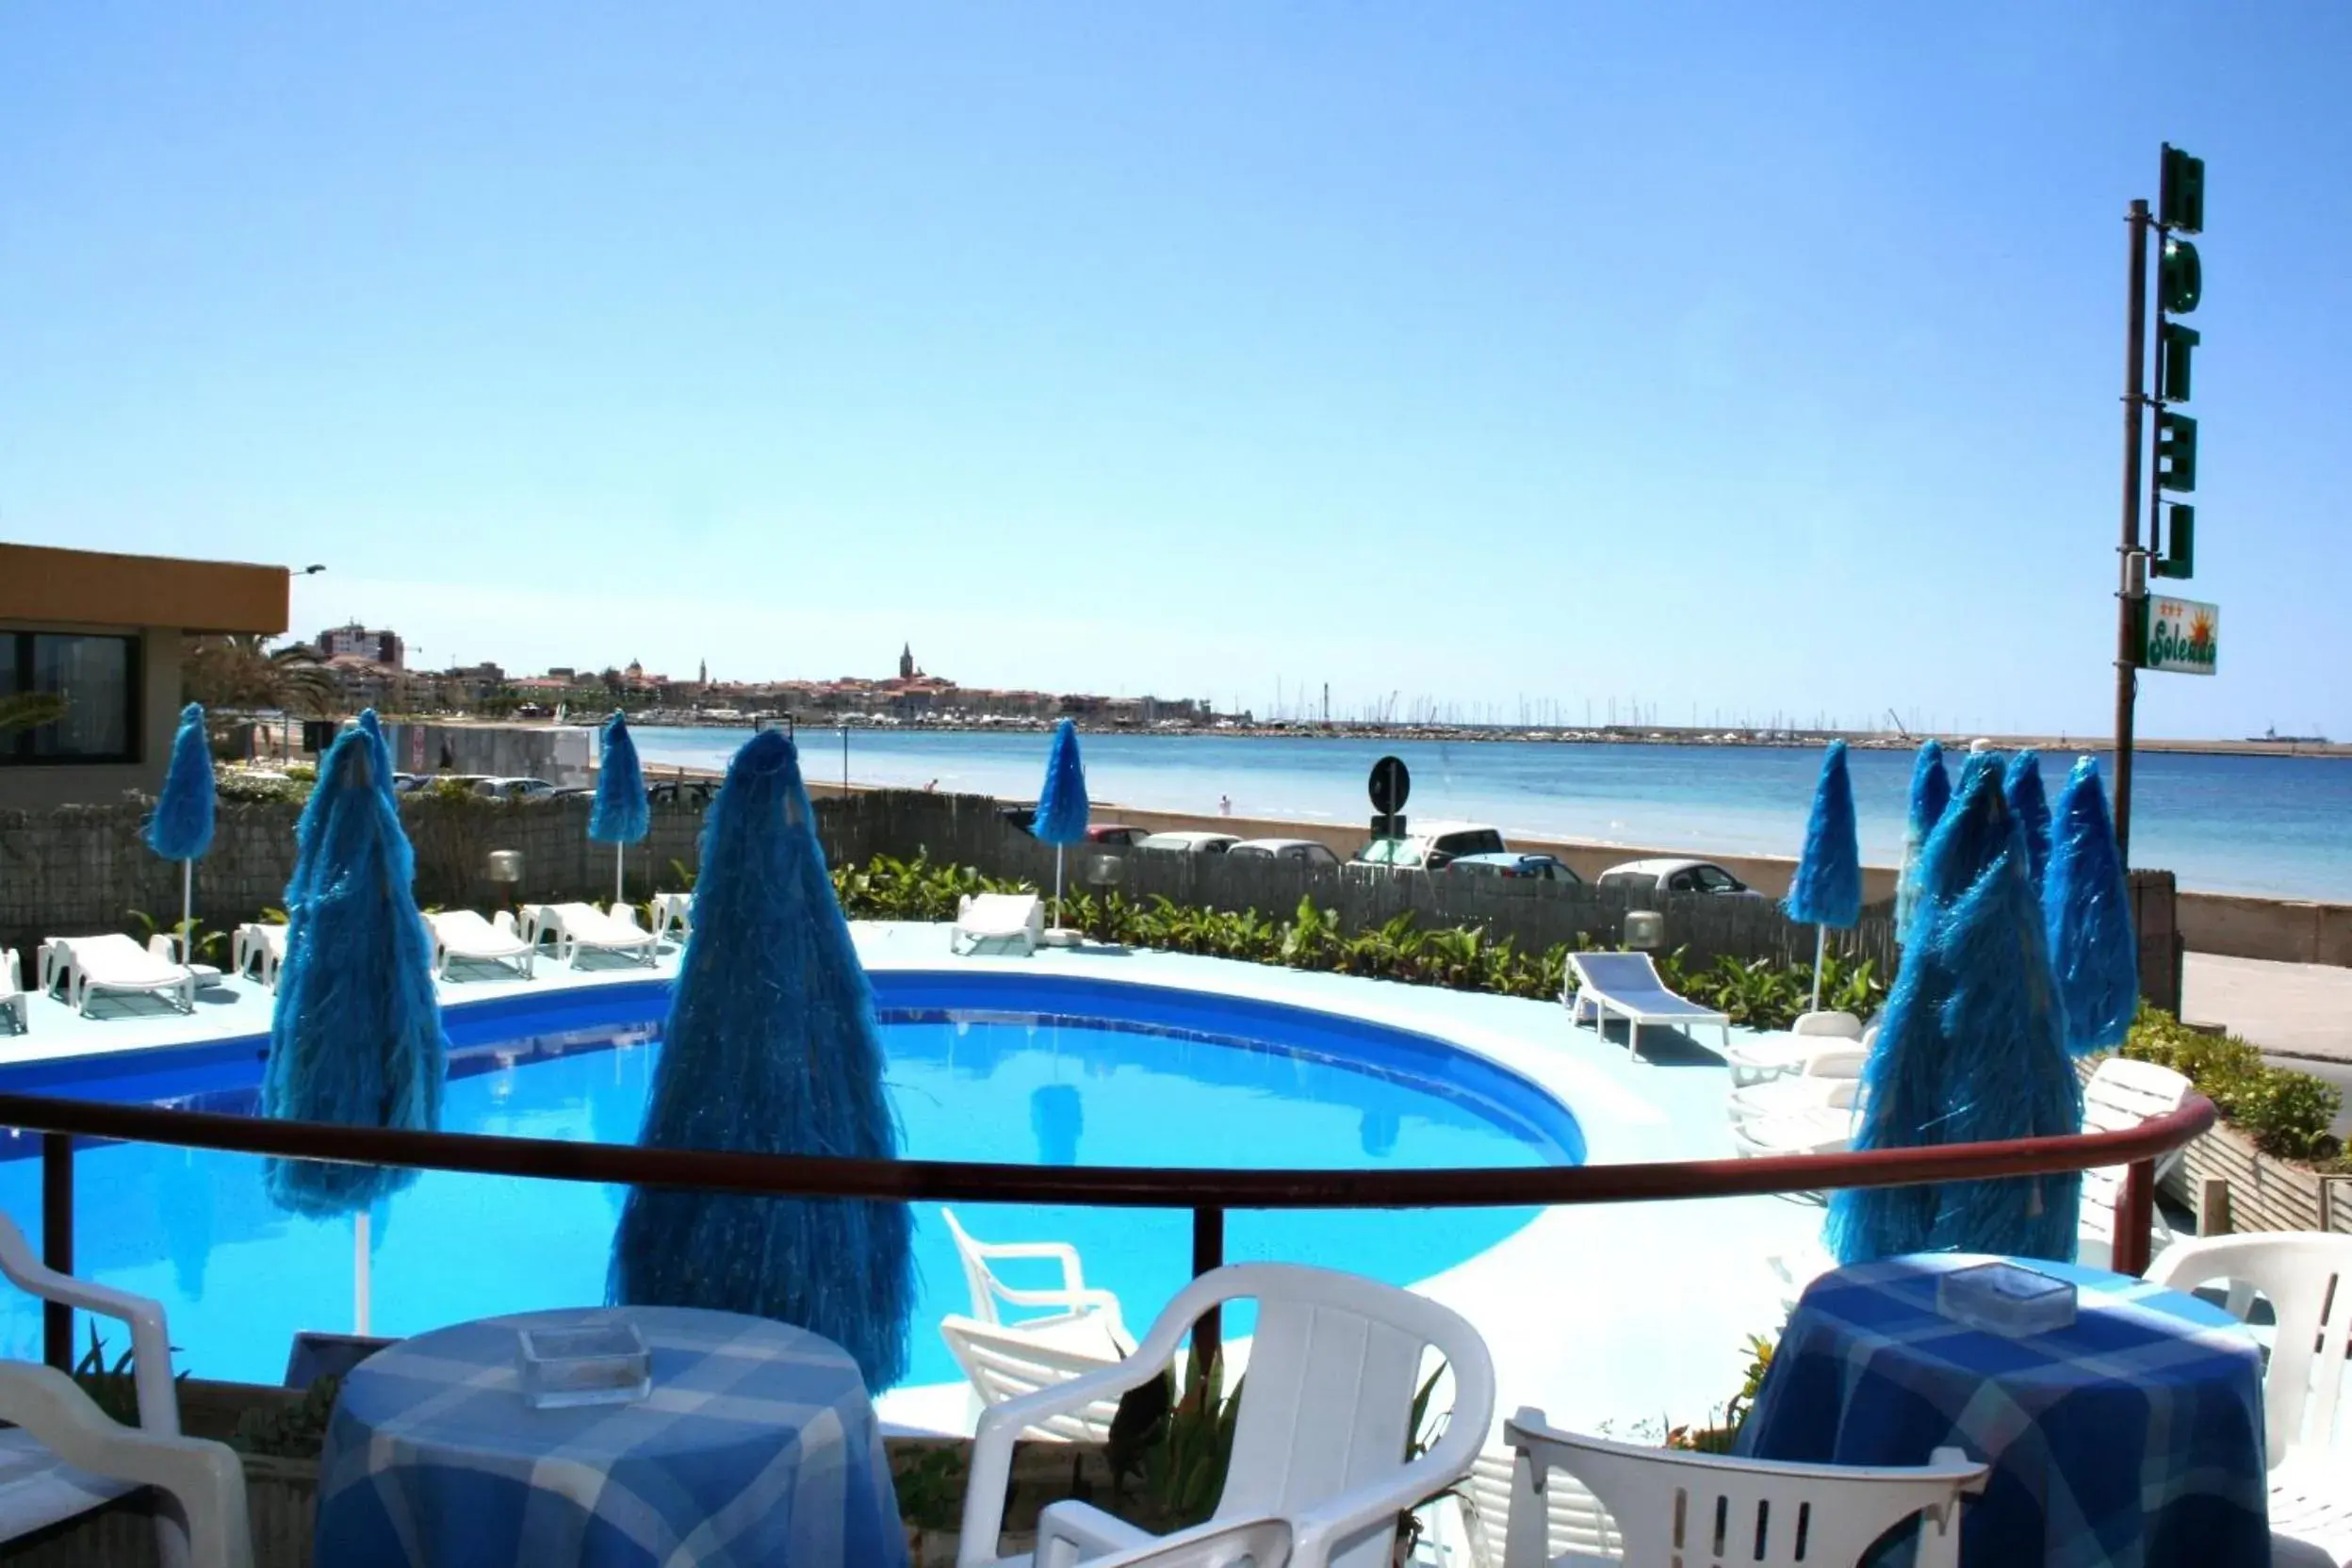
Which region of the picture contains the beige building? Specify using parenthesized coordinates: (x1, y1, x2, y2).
(0, 543, 290, 809)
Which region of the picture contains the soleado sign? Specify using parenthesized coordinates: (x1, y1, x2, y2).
(2143, 596, 2218, 676)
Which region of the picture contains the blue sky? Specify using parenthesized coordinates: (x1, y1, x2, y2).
(3, 3, 2345, 737)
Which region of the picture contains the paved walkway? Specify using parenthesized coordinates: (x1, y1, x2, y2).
(2181, 952, 2352, 1139)
(2181, 954, 2352, 1064)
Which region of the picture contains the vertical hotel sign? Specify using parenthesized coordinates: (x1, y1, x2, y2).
(2143, 595, 2218, 674)
(2148, 143, 2204, 583)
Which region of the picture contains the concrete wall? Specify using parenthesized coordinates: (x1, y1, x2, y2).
(0, 628, 186, 812)
(2177, 891, 2352, 967)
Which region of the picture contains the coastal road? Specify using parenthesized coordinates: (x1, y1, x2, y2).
(2181, 954, 2352, 1140)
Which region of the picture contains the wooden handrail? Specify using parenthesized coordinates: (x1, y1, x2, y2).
(0, 1090, 2214, 1209)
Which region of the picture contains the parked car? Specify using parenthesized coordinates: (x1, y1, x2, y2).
(1448, 852, 1581, 884)
(472, 776, 558, 802)
(390, 772, 427, 793)
(647, 778, 718, 808)
(1596, 857, 1762, 898)
(998, 802, 1038, 835)
(1351, 821, 1509, 872)
(1086, 825, 1150, 845)
(1135, 831, 1242, 855)
(1226, 838, 1342, 868)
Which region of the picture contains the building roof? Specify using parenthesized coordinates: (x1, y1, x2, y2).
(0, 543, 289, 634)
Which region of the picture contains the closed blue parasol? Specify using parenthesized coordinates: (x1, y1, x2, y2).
(2044, 758, 2139, 1055)
(1032, 718, 1089, 933)
(2003, 749, 2054, 892)
(610, 728, 913, 1388)
(1824, 760, 2082, 1266)
(355, 709, 397, 802)
(1784, 741, 1862, 1013)
(589, 710, 651, 905)
(1893, 741, 1951, 943)
(143, 703, 216, 962)
(261, 726, 449, 1331)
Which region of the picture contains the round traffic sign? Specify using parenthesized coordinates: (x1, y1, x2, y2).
(1367, 755, 1411, 814)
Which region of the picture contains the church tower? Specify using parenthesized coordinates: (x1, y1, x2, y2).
(899, 642, 916, 680)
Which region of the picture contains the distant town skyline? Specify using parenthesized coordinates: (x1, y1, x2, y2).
(7, 6, 2347, 741)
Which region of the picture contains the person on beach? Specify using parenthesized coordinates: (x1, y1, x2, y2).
(1218, 793, 1232, 816)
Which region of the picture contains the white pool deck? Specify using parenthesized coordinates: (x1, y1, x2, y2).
(1, 922, 1824, 1442)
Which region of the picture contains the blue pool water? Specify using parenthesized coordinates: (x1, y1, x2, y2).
(0, 974, 1579, 1389)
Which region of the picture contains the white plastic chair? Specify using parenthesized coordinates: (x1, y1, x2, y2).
(520, 902, 660, 967)
(35, 935, 197, 1016)
(957, 1263, 1495, 1568)
(1721, 1015, 1870, 1086)
(952, 893, 1045, 957)
(1, 950, 26, 1034)
(2075, 1057, 2194, 1271)
(1452, 1445, 1619, 1568)
(941, 1207, 1126, 1338)
(939, 1313, 1130, 1443)
(421, 908, 537, 980)
(230, 923, 288, 990)
(0, 1216, 253, 1568)
(1091, 1517, 1293, 1567)
(1501, 1408, 1986, 1568)
(2148, 1233, 2352, 1566)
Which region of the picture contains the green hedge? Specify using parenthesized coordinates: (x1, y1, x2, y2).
(2121, 1006, 2344, 1168)
(825, 853, 1887, 1029)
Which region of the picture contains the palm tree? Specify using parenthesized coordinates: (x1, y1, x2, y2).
(182, 635, 340, 717)
(0, 691, 68, 735)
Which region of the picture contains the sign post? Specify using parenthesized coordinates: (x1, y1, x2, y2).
(2112, 144, 2212, 862)
(1367, 755, 1411, 841)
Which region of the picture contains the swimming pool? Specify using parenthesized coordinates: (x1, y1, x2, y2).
(0, 972, 1583, 1388)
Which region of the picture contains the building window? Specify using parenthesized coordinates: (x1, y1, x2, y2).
(1, 632, 142, 765)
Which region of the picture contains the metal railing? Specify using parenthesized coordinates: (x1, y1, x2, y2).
(0, 1089, 2215, 1374)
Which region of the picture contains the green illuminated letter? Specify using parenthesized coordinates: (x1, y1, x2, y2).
(2160, 239, 2202, 313)
(2156, 412, 2198, 493)
(2160, 321, 2199, 402)
(2154, 504, 2196, 580)
(2161, 144, 2206, 234)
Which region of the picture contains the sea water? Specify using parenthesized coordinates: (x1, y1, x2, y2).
(633, 728, 2352, 902)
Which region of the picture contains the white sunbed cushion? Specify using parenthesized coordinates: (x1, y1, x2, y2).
(425, 910, 529, 954)
(1729, 1076, 1860, 1123)
(1733, 1103, 1855, 1157)
(958, 894, 1042, 936)
(59, 935, 191, 988)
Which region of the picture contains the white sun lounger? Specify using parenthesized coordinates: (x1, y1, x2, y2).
(422, 909, 537, 981)
(34, 935, 197, 1017)
(1720, 1011, 1870, 1086)
(1562, 952, 1731, 1062)
(649, 891, 693, 945)
(952, 892, 1044, 957)
(233, 923, 289, 989)
(1728, 1066, 1865, 1124)
(1, 951, 26, 1035)
(521, 902, 660, 968)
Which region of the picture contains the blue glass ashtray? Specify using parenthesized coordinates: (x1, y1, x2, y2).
(1936, 1262, 2078, 1336)
(516, 1322, 653, 1410)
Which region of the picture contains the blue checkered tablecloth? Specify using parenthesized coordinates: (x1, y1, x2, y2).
(313, 1306, 906, 1568)
(1739, 1253, 2269, 1568)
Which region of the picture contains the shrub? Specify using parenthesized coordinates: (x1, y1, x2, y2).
(2122, 1005, 2344, 1166)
